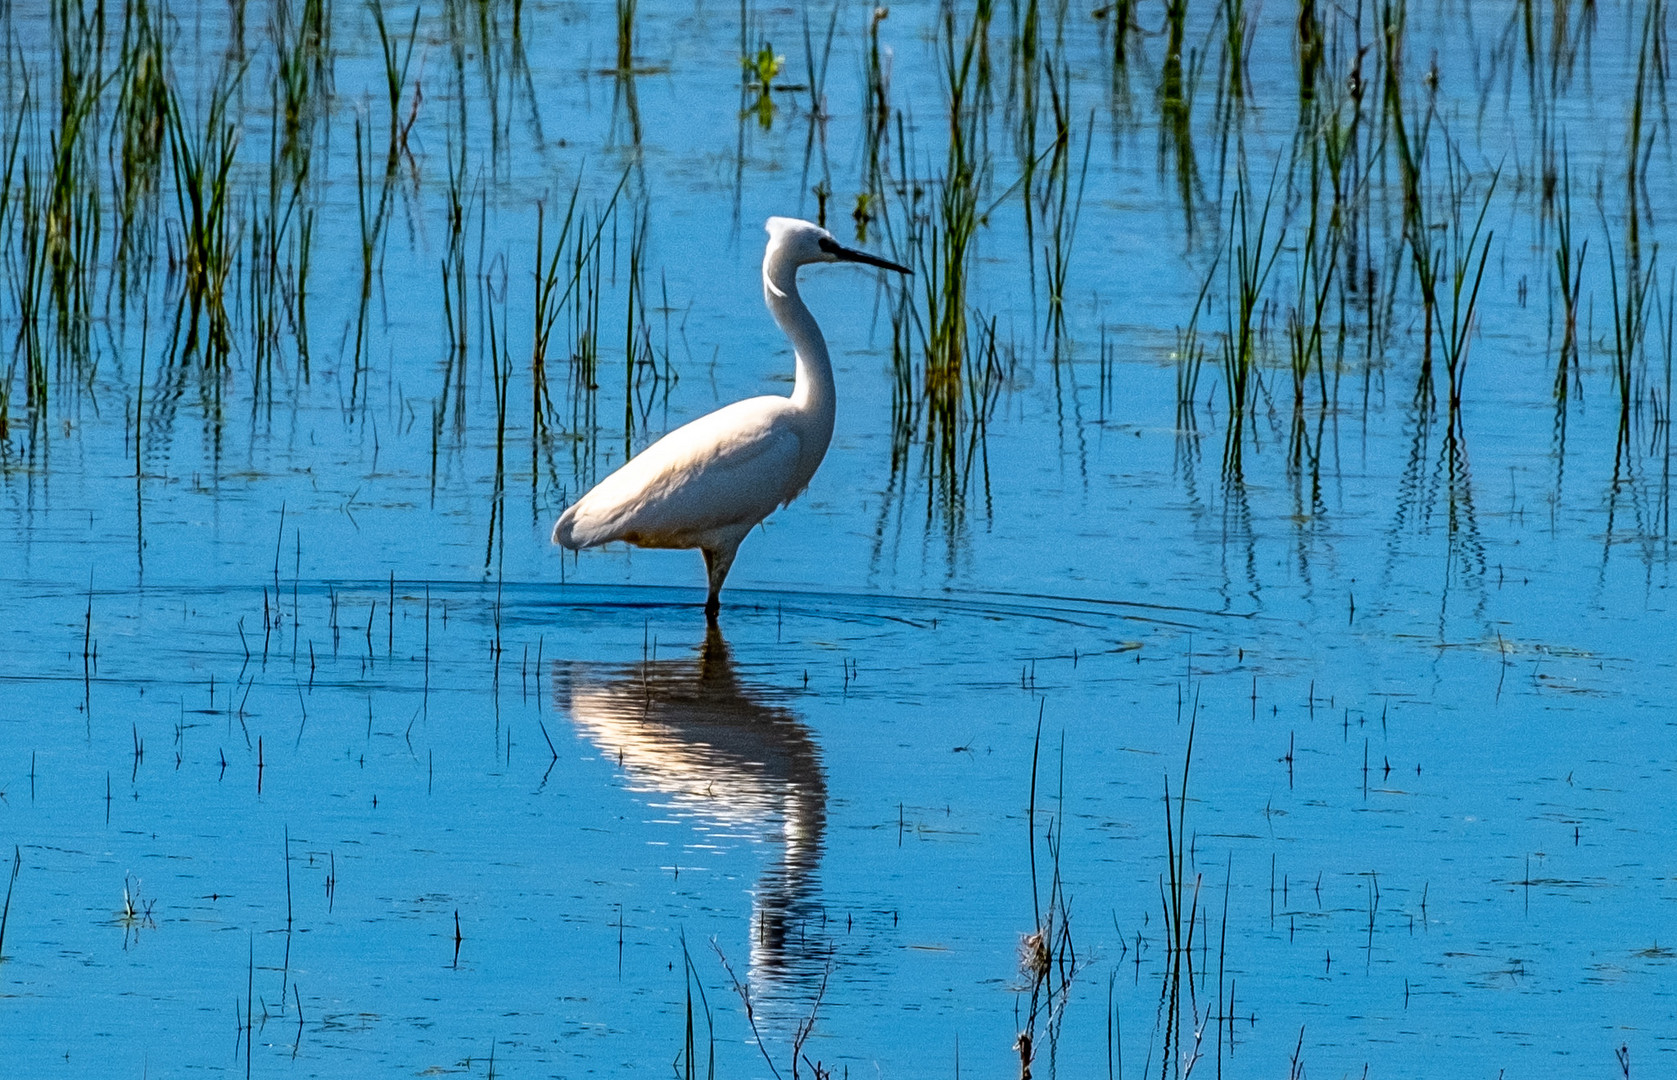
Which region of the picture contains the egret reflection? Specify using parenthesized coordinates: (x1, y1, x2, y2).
(555, 626, 829, 991)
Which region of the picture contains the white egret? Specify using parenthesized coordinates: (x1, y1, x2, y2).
(551, 217, 910, 618)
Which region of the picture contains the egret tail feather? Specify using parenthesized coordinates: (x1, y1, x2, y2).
(552, 505, 582, 549)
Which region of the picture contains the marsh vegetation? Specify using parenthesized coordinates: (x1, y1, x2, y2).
(1, 0, 1674, 1077)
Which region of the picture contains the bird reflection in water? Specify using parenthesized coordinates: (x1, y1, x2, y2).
(555, 625, 830, 998)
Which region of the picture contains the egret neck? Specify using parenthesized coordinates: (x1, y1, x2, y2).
(763, 243, 836, 476)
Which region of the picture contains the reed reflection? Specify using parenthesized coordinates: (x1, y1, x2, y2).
(554, 626, 829, 992)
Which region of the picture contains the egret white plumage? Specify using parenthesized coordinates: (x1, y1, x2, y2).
(551, 217, 910, 619)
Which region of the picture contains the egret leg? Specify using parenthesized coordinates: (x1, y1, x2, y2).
(701, 543, 740, 621)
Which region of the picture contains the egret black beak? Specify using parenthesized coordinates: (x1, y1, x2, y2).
(819, 236, 912, 275)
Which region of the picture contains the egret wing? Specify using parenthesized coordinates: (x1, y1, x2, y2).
(554, 397, 803, 550)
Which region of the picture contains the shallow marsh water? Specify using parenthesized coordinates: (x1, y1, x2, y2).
(2, 0, 1677, 1076)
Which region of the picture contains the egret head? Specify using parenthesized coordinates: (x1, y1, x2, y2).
(764, 216, 910, 275)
